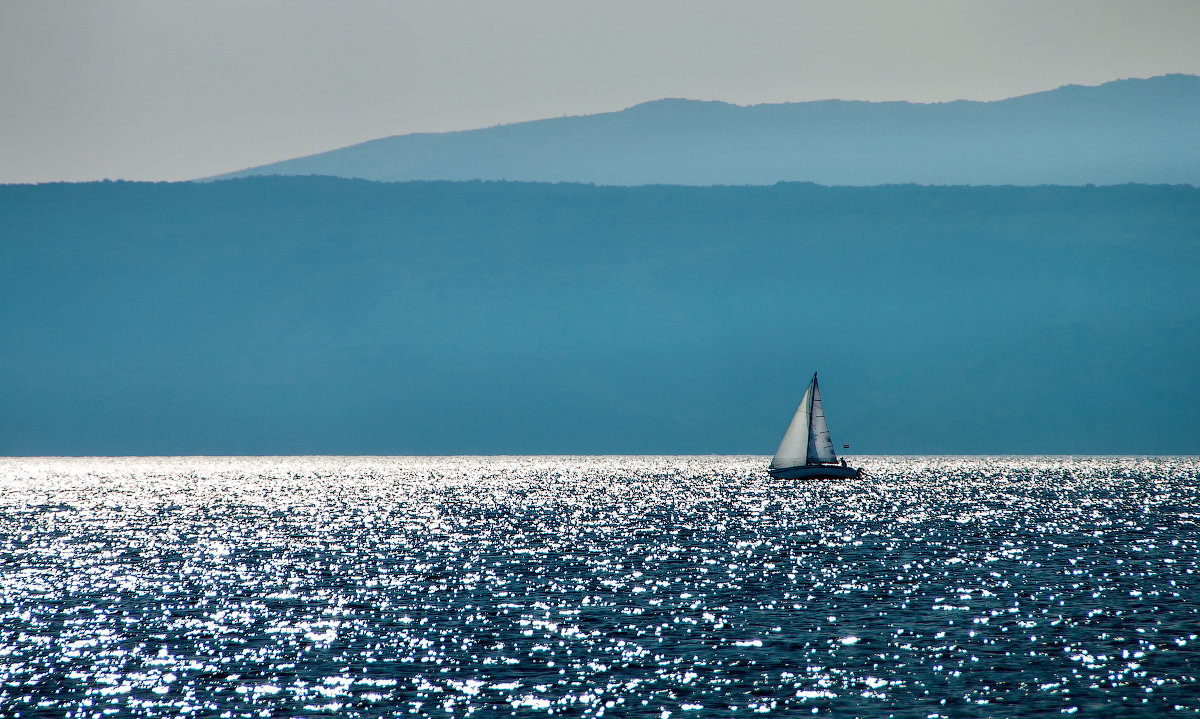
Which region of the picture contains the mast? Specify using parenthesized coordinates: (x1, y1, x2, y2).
(807, 373, 817, 465)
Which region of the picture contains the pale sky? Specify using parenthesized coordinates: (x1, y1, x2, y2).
(2, 0, 1198, 183)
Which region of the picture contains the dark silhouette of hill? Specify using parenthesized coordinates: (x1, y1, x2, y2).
(2, 178, 1197, 455)
(210, 75, 1200, 186)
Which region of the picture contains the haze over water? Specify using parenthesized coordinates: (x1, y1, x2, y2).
(2, 456, 1197, 717)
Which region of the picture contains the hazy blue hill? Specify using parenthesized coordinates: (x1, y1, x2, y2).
(2, 179, 1198, 455)
(211, 75, 1200, 186)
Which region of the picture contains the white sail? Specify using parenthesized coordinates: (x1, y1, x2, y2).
(806, 377, 838, 464)
(770, 383, 812, 469)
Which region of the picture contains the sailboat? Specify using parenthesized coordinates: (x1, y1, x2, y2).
(768, 372, 862, 480)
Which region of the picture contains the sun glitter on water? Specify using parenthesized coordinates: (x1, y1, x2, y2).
(1, 455, 1197, 717)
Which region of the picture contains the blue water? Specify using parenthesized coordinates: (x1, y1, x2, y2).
(1, 456, 1197, 717)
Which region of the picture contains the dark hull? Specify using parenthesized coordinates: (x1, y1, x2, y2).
(768, 464, 862, 480)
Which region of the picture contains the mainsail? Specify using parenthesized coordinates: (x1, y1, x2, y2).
(771, 373, 839, 469)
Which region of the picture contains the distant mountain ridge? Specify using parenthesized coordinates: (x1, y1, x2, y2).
(211, 75, 1200, 186)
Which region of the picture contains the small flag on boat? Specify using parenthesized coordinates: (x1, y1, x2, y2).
(843, 444, 850, 449)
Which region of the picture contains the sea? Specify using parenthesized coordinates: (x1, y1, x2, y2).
(1, 456, 1197, 718)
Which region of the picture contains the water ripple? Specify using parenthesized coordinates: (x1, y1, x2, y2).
(1, 456, 1197, 717)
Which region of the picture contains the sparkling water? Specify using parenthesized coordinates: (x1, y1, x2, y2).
(1, 456, 1197, 717)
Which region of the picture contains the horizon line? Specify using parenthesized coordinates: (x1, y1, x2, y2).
(3, 453, 1196, 460)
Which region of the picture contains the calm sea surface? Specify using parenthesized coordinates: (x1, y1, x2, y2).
(1, 456, 1197, 718)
